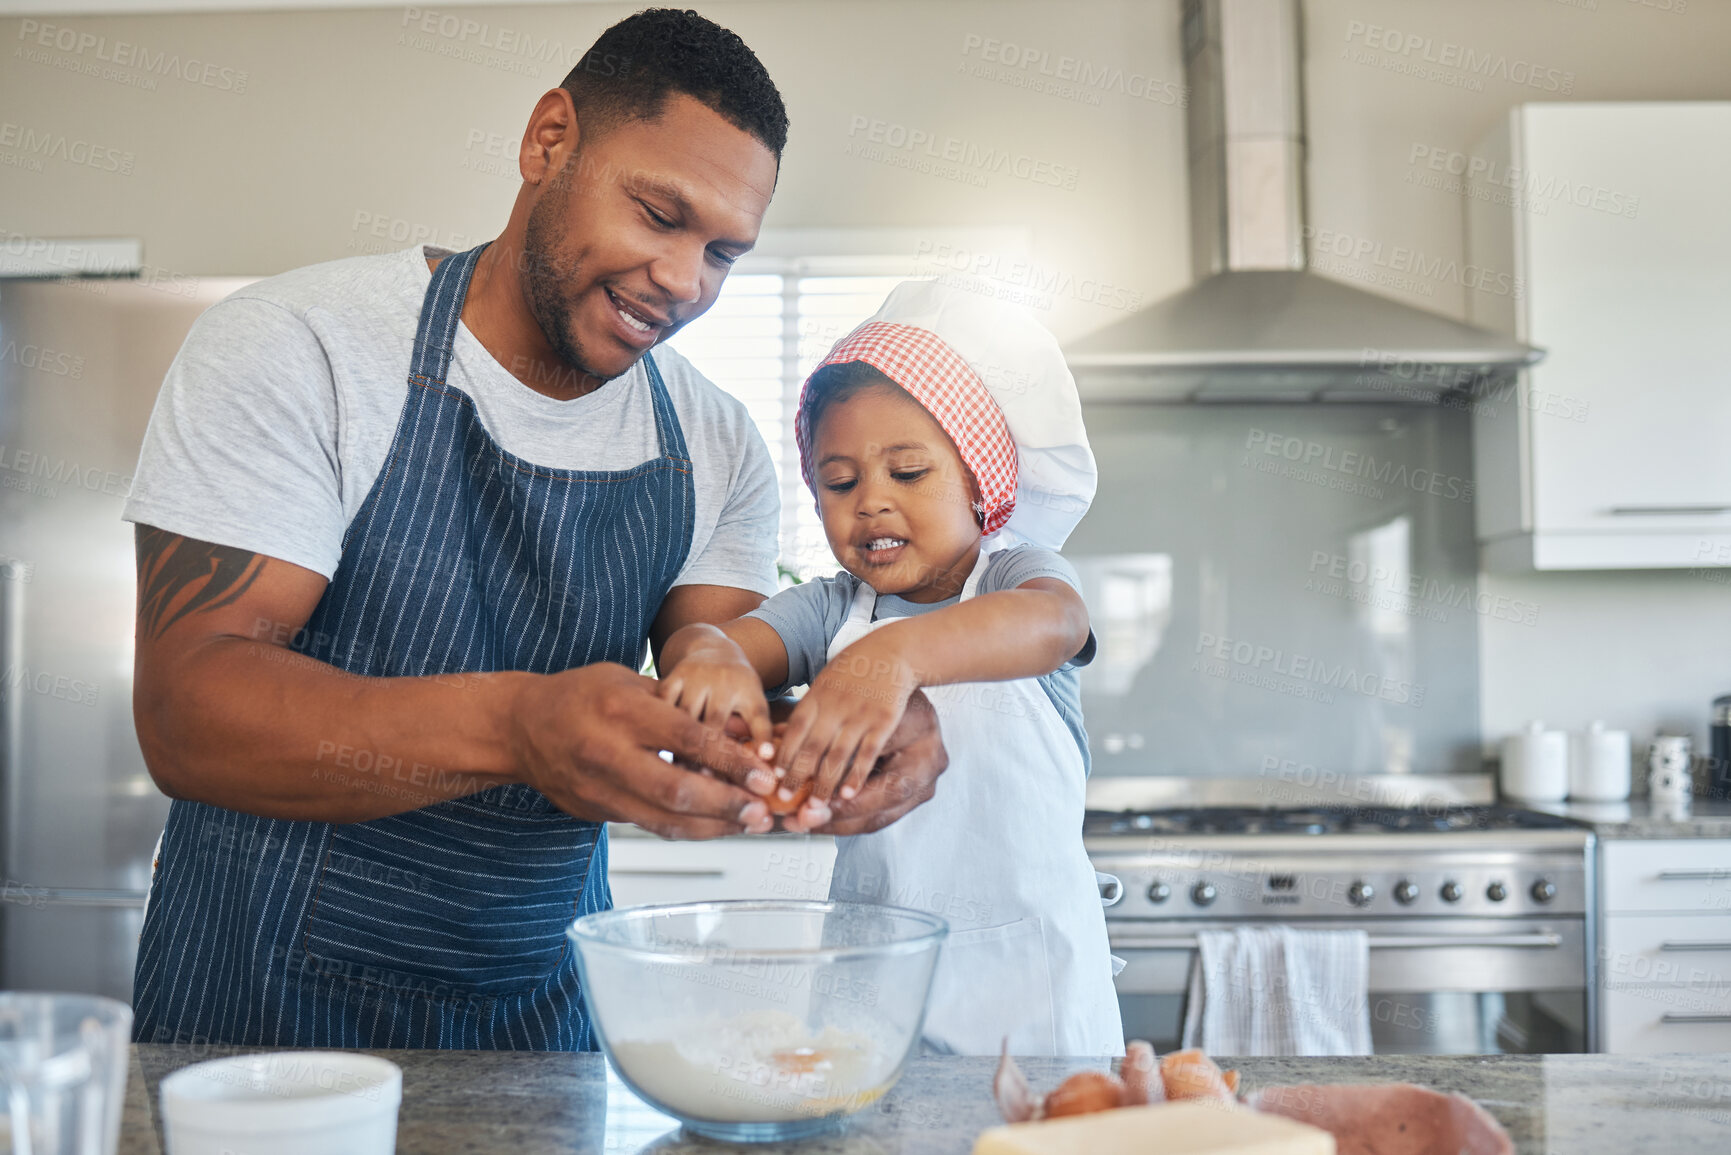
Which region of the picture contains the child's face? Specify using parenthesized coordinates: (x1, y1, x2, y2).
(811, 385, 983, 603)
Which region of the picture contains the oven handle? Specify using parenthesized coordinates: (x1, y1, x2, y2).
(1108, 931, 1564, 951)
(1661, 1013, 1731, 1024)
(1656, 869, 1731, 880)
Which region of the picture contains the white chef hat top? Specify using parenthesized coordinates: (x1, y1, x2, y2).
(801, 278, 1097, 552)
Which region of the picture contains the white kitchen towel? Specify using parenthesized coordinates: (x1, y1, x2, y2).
(1179, 926, 1372, 1056)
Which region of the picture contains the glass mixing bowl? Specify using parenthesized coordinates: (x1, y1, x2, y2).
(569, 900, 947, 1143)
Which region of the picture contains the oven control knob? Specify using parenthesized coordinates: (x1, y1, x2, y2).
(1486, 881, 1509, 902)
(1191, 882, 1217, 907)
(1531, 879, 1557, 904)
(1347, 880, 1375, 907)
(1394, 880, 1420, 905)
(1440, 881, 1463, 903)
(1147, 881, 1172, 905)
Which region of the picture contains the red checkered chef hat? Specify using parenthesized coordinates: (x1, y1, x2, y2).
(795, 279, 1096, 550)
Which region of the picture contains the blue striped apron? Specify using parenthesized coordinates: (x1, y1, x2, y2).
(131, 243, 695, 1049)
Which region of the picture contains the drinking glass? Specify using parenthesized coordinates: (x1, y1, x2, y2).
(0, 993, 132, 1155)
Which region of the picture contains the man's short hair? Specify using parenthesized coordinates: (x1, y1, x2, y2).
(561, 8, 789, 158)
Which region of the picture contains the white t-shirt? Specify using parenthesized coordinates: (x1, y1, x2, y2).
(123, 244, 780, 598)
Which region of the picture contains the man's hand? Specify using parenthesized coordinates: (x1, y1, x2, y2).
(779, 690, 947, 836)
(508, 663, 776, 839)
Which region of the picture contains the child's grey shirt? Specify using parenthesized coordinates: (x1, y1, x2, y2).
(743, 545, 1097, 773)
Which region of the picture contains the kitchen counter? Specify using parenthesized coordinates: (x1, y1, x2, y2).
(1528, 797, 1731, 839)
(121, 1046, 1731, 1154)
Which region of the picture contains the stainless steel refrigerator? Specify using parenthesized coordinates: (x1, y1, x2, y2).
(0, 272, 250, 1001)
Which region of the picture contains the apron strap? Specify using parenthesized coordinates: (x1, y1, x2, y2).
(849, 547, 994, 626)
(843, 570, 878, 627)
(409, 243, 490, 385)
(639, 351, 692, 468)
(957, 548, 992, 602)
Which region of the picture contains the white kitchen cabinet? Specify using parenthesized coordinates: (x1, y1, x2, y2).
(1596, 838, 1731, 1053)
(1466, 103, 1731, 570)
(605, 825, 836, 908)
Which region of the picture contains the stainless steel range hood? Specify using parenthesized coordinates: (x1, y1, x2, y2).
(1066, 0, 1542, 403)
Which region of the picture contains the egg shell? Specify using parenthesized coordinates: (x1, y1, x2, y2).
(1042, 1070, 1126, 1119)
(765, 780, 813, 816)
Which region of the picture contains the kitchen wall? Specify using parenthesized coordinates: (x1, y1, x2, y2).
(1300, 0, 1731, 758)
(4, 0, 1728, 760)
(0, 0, 1186, 344)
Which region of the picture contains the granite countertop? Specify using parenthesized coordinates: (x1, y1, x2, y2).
(1528, 797, 1731, 840)
(122, 1046, 1731, 1154)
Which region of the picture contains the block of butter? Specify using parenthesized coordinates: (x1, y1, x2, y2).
(973, 1101, 1336, 1155)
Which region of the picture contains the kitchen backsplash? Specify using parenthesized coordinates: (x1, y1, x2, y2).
(1068, 403, 1481, 779)
(1478, 567, 1731, 768)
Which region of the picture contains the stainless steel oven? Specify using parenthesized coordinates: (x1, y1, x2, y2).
(1086, 807, 1595, 1055)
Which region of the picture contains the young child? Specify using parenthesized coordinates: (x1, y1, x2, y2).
(658, 280, 1123, 1057)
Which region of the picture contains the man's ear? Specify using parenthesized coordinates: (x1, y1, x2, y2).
(520, 87, 580, 186)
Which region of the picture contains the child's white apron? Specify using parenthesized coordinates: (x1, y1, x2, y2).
(824, 552, 1124, 1056)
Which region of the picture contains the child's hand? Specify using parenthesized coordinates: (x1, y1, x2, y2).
(775, 634, 917, 806)
(658, 636, 775, 758)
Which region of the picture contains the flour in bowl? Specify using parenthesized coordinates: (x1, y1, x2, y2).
(610, 1010, 900, 1123)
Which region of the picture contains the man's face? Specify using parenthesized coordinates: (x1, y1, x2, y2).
(520, 93, 778, 382)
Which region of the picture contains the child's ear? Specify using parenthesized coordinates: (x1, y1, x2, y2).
(967, 475, 986, 528)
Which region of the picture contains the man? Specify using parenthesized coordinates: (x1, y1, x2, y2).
(123, 9, 946, 1050)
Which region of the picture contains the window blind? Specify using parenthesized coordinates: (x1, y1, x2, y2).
(667, 269, 906, 583)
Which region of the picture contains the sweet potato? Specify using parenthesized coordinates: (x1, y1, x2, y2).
(1249, 1082, 1513, 1155)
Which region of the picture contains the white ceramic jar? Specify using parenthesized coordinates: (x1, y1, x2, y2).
(1569, 721, 1632, 801)
(1500, 721, 1568, 802)
(160, 1051, 401, 1155)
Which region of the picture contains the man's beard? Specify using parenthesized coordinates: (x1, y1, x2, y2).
(520, 162, 621, 386)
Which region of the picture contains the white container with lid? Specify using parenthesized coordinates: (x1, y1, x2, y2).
(1569, 721, 1632, 801)
(160, 1051, 401, 1155)
(1500, 721, 1568, 802)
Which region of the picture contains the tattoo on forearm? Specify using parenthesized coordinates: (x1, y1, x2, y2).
(136, 526, 266, 639)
